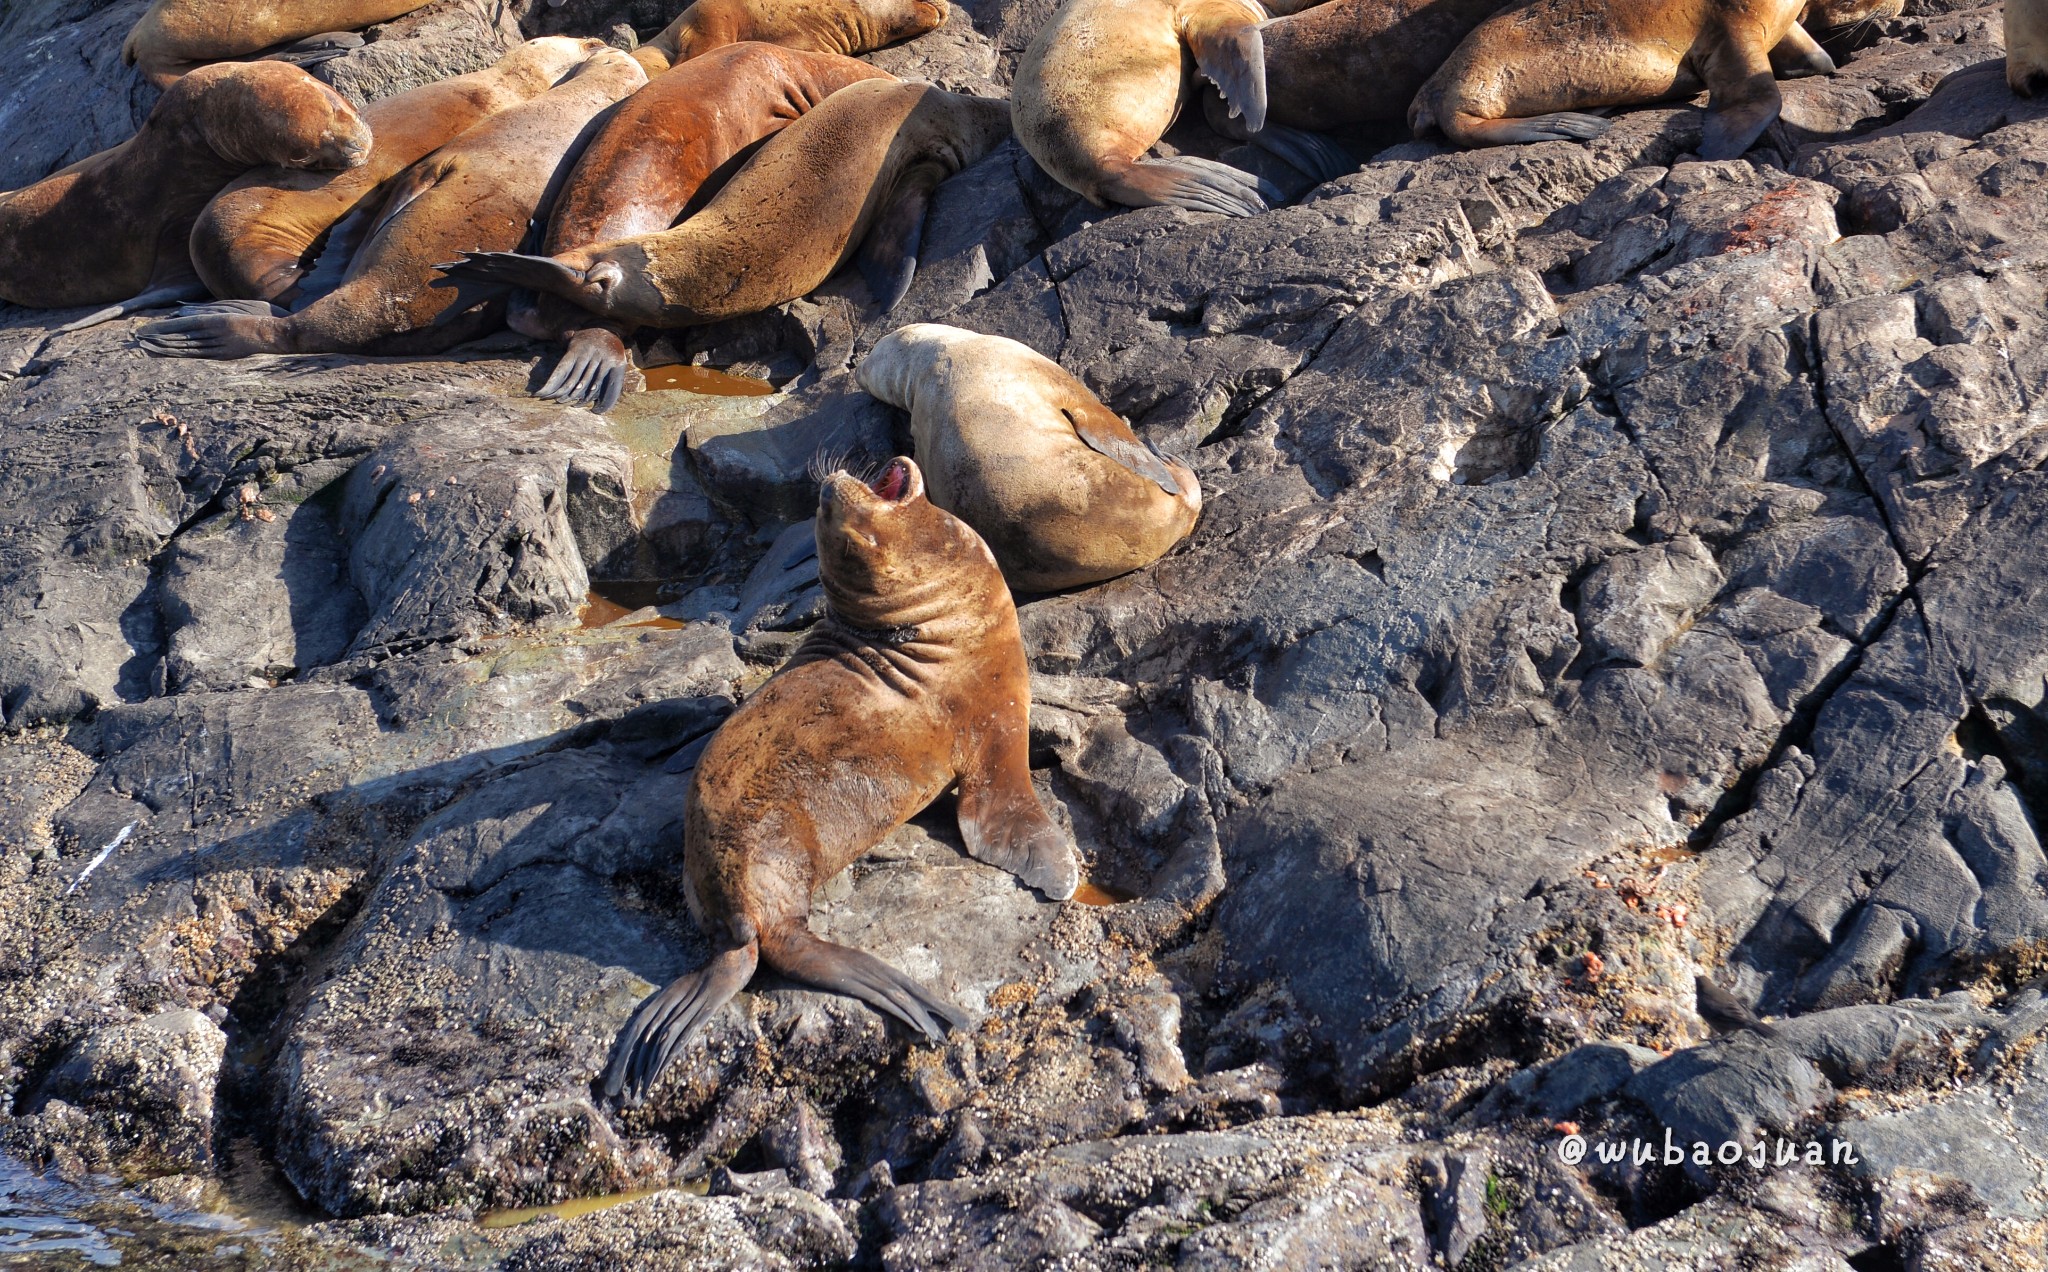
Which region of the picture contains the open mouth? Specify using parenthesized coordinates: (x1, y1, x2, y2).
(870, 459, 910, 501)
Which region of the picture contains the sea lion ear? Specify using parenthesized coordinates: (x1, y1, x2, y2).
(857, 166, 941, 313)
(1061, 403, 1185, 497)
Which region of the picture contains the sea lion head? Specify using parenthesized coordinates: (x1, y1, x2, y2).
(183, 62, 372, 171)
(502, 35, 612, 86)
(815, 456, 1008, 631)
(1800, 0, 1903, 30)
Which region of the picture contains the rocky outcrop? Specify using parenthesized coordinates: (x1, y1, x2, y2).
(2, 0, 2047, 1268)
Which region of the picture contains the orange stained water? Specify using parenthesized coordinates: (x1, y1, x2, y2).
(1071, 880, 1137, 907)
(641, 364, 775, 396)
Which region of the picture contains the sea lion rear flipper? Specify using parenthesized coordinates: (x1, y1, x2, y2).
(1103, 155, 1274, 218)
(57, 281, 210, 333)
(957, 741, 1080, 902)
(856, 168, 939, 314)
(1699, 40, 1783, 161)
(1184, 14, 1269, 133)
(263, 31, 366, 70)
(538, 325, 634, 412)
(294, 199, 384, 306)
(1767, 22, 1835, 79)
(1246, 124, 1354, 185)
(136, 310, 292, 359)
(1433, 110, 1611, 148)
(759, 926, 971, 1042)
(601, 941, 759, 1107)
(1063, 400, 1185, 497)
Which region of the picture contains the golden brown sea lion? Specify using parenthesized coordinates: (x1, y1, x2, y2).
(0, 62, 368, 329)
(858, 324, 1203, 591)
(433, 80, 1010, 334)
(189, 37, 606, 305)
(515, 43, 895, 412)
(138, 48, 646, 359)
(631, 0, 948, 75)
(2012, 0, 2048, 97)
(1013, 0, 1351, 217)
(122, 0, 432, 87)
(600, 456, 1078, 1107)
(1409, 0, 1904, 159)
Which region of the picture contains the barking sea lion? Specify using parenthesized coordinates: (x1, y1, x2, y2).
(859, 323, 1203, 592)
(0, 61, 368, 328)
(601, 456, 1079, 1107)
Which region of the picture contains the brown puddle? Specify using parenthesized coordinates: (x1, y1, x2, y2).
(1072, 880, 1137, 907)
(641, 364, 776, 396)
(478, 1181, 702, 1229)
(579, 582, 687, 629)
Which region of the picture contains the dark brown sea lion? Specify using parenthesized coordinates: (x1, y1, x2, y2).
(189, 37, 606, 305)
(1012, 0, 1350, 217)
(600, 456, 1078, 1107)
(138, 48, 647, 359)
(0, 62, 368, 329)
(1408, 0, 1904, 158)
(515, 42, 895, 412)
(858, 323, 1203, 591)
(631, 0, 948, 75)
(1240, 0, 1519, 132)
(122, 0, 433, 87)
(433, 80, 1010, 336)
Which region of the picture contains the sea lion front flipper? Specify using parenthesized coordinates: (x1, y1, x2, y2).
(856, 167, 939, 314)
(601, 941, 759, 1107)
(1767, 22, 1836, 79)
(758, 925, 971, 1042)
(57, 281, 210, 333)
(957, 738, 1080, 901)
(1183, 10, 1269, 133)
(1698, 39, 1782, 160)
(1063, 400, 1185, 497)
(136, 310, 292, 359)
(1101, 156, 1274, 218)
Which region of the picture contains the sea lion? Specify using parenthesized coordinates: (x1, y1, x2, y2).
(631, 0, 948, 75)
(600, 455, 1079, 1107)
(2013, 0, 2048, 97)
(190, 37, 606, 305)
(138, 47, 646, 359)
(858, 324, 1203, 591)
(1408, 0, 1904, 159)
(432, 80, 1010, 336)
(0, 62, 368, 328)
(123, 0, 432, 87)
(1012, 0, 1351, 218)
(516, 43, 896, 413)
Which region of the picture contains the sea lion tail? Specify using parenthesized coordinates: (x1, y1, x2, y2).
(433, 251, 588, 300)
(601, 940, 759, 1107)
(758, 926, 971, 1045)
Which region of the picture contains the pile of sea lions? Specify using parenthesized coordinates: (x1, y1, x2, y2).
(5, 0, 2044, 1105)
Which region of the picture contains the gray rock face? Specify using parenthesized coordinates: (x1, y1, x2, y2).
(3, 0, 2048, 1269)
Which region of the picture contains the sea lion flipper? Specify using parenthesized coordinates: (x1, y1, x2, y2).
(538, 326, 634, 412)
(1698, 40, 1782, 160)
(294, 200, 383, 305)
(262, 30, 366, 69)
(1766, 22, 1835, 79)
(1183, 13, 1269, 133)
(1102, 156, 1271, 218)
(56, 281, 210, 333)
(1248, 124, 1355, 185)
(856, 168, 938, 314)
(957, 749, 1080, 902)
(1062, 401, 1185, 497)
(759, 926, 971, 1042)
(602, 942, 759, 1106)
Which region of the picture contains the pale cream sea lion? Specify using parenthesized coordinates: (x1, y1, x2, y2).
(600, 456, 1078, 1107)
(858, 323, 1203, 591)
(0, 62, 368, 329)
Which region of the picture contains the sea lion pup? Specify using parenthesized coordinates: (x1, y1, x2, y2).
(138, 48, 647, 360)
(1408, 0, 1904, 159)
(858, 324, 1203, 591)
(601, 456, 1079, 1107)
(631, 0, 948, 75)
(190, 37, 606, 305)
(1013, 0, 1351, 218)
(517, 43, 896, 413)
(2013, 0, 2048, 97)
(0, 62, 368, 330)
(433, 81, 1010, 336)
(123, 0, 432, 87)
